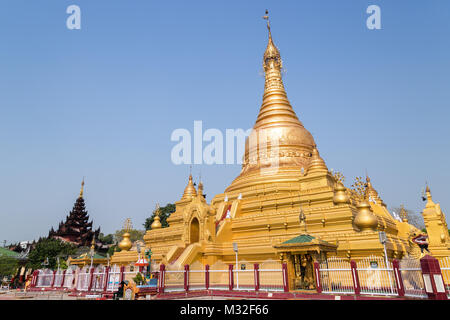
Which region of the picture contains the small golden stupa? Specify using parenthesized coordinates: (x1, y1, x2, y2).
(151, 204, 162, 229)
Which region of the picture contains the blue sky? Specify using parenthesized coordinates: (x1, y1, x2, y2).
(0, 1, 449, 243)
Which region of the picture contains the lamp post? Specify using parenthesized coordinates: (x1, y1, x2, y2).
(233, 242, 239, 290)
(378, 230, 393, 285)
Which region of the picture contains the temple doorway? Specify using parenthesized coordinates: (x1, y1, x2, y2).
(292, 254, 315, 290)
(190, 217, 200, 244)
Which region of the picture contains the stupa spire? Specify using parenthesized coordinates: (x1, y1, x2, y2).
(225, 12, 316, 192)
(182, 173, 197, 199)
(79, 178, 85, 198)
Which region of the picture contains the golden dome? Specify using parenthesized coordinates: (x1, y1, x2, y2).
(308, 147, 328, 174)
(182, 174, 197, 199)
(333, 182, 350, 204)
(354, 200, 378, 232)
(151, 215, 162, 229)
(226, 18, 315, 192)
(118, 232, 132, 251)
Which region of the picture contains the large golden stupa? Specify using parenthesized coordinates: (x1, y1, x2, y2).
(135, 15, 449, 286)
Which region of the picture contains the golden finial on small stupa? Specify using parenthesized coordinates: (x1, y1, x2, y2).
(425, 184, 435, 208)
(119, 218, 132, 251)
(151, 203, 162, 229)
(182, 173, 197, 199)
(399, 204, 408, 222)
(90, 237, 95, 250)
(308, 147, 328, 174)
(79, 177, 85, 198)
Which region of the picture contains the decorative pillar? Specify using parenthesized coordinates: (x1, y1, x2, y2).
(313, 262, 322, 294)
(158, 264, 166, 293)
(50, 270, 57, 288)
(103, 267, 110, 292)
(31, 270, 39, 288)
(350, 260, 361, 295)
(119, 266, 125, 283)
(254, 264, 260, 291)
(228, 264, 234, 291)
(205, 264, 210, 290)
(184, 264, 190, 292)
(420, 255, 448, 300)
(282, 263, 289, 292)
(392, 259, 405, 297)
(61, 270, 66, 288)
(87, 267, 95, 292)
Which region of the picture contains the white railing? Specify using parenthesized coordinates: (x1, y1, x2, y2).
(63, 269, 75, 288)
(36, 269, 53, 287)
(259, 260, 284, 292)
(319, 257, 354, 294)
(76, 267, 90, 291)
(208, 269, 229, 290)
(53, 270, 64, 288)
(91, 267, 106, 291)
(164, 269, 185, 292)
(356, 256, 397, 296)
(399, 258, 427, 298)
(107, 265, 121, 292)
(233, 269, 254, 291)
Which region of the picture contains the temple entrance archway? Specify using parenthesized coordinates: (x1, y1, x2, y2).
(190, 217, 200, 244)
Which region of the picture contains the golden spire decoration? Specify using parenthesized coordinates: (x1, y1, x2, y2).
(119, 218, 132, 251)
(425, 185, 435, 208)
(399, 204, 408, 222)
(182, 174, 197, 199)
(364, 175, 385, 206)
(79, 178, 85, 198)
(151, 203, 162, 229)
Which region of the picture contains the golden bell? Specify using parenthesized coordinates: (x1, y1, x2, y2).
(333, 182, 350, 204)
(354, 200, 378, 232)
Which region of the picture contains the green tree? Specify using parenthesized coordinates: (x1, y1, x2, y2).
(26, 238, 77, 270)
(107, 244, 118, 256)
(144, 203, 176, 230)
(0, 257, 18, 278)
(98, 233, 114, 245)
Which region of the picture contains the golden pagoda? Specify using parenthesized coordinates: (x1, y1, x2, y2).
(138, 13, 448, 289)
(421, 186, 450, 259)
